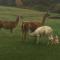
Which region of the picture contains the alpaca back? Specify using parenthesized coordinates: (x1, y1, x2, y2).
(30, 26, 53, 36)
(35, 26, 52, 33)
(41, 26, 53, 35)
(2, 21, 16, 29)
(2, 16, 19, 29)
(22, 21, 41, 32)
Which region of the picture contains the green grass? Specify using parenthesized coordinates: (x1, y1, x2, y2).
(0, 6, 60, 60)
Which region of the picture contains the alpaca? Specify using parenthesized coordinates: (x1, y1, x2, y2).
(29, 26, 54, 44)
(21, 12, 49, 40)
(21, 21, 42, 40)
(2, 16, 20, 32)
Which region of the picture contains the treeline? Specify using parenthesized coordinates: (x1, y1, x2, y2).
(0, 0, 54, 9)
(0, 0, 56, 6)
(0, 0, 15, 6)
(0, 0, 60, 13)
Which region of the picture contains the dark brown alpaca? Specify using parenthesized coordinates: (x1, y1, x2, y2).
(21, 12, 49, 40)
(2, 16, 20, 32)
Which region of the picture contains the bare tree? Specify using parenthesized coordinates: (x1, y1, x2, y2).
(16, 0, 23, 7)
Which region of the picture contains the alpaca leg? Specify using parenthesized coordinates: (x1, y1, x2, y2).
(28, 29, 31, 41)
(22, 32, 24, 41)
(22, 31, 27, 41)
(48, 34, 53, 45)
(36, 35, 40, 44)
(24, 32, 27, 40)
(47, 37, 50, 45)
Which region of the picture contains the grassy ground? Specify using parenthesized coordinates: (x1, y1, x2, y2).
(0, 6, 60, 60)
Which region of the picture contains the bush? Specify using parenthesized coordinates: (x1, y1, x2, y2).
(50, 4, 60, 13)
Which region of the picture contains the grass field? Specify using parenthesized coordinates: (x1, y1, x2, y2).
(0, 6, 60, 60)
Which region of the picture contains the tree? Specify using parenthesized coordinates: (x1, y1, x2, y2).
(16, 0, 23, 7)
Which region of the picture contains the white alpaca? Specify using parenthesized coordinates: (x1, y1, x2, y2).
(29, 26, 54, 44)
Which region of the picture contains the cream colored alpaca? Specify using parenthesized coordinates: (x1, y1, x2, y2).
(29, 26, 54, 44)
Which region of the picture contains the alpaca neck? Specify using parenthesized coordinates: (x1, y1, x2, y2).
(41, 13, 48, 25)
(16, 16, 19, 25)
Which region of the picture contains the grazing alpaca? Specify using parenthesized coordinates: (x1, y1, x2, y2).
(2, 16, 20, 32)
(29, 26, 54, 44)
(21, 12, 49, 40)
(51, 35, 59, 45)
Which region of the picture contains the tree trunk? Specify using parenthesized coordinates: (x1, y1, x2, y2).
(16, 0, 23, 7)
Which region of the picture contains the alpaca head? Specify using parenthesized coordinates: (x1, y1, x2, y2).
(29, 32, 36, 36)
(16, 15, 23, 23)
(45, 12, 50, 17)
(20, 16, 23, 19)
(54, 35, 59, 43)
(51, 35, 59, 45)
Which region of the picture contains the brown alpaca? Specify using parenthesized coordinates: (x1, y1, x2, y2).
(1, 16, 20, 32)
(21, 12, 49, 40)
(21, 21, 41, 40)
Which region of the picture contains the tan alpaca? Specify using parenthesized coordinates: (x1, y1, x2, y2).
(29, 26, 54, 44)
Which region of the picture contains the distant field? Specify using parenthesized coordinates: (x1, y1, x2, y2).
(0, 6, 60, 60)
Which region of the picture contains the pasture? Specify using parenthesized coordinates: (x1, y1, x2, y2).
(0, 6, 60, 60)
